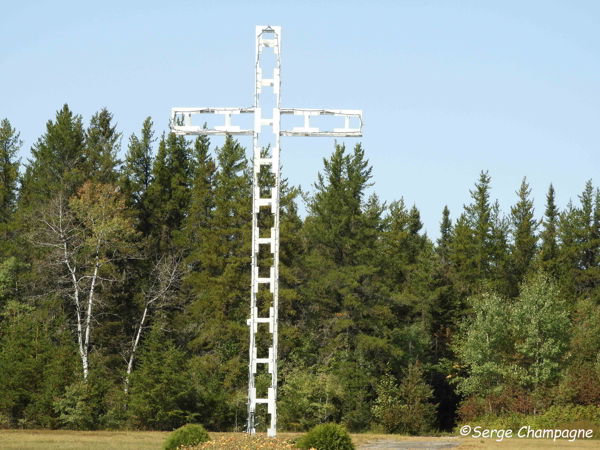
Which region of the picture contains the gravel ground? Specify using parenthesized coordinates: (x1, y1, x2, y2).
(358, 438, 462, 450)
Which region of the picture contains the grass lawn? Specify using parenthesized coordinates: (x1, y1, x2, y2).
(0, 430, 598, 449)
(0, 430, 168, 450)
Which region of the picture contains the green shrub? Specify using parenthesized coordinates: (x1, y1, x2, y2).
(163, 424, 210, 450)
(296, 423, 355, 450)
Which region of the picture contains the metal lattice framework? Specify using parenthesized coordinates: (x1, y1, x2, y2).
(171, 26, 363, 437)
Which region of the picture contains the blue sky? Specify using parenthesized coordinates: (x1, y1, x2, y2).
(1, 0, 598, 241)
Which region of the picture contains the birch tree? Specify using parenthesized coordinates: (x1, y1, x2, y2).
(31, 181, 139, 381)
(124, 253, 183, 393)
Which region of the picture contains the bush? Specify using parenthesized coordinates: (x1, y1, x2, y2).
(372, 363, 437, 435)
(163, 424, 210, 450)
(296, 423, 355, 450)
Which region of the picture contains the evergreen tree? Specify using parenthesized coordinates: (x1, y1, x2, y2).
(0, 119, 21, 224)
(21, 104, 86, 204)
(465, 171, 493, 279)
(538, 184, 559, 278)
(557, 200, 579, 299)
(436, 205, 452, 262)
(508, 177, 538, 295)
(448, 171, 501, 294)
(489, 200, 511, 296)
(121, 117, 155, 235)
(148, 130, 193, 253)
(300, 142, 429, 430)
(0, 300, 78, 428)
(84, 108, 121, 184)
(432, 206, 461, 350)
(182, 135, 251, 428)
(574, 181, 600, 294)
(558, 181, 600, 298)
(176, 134, 215, 251)
(127, 324, 195, 430)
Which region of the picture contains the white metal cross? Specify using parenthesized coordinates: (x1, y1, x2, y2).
(171, 25, 363, 437)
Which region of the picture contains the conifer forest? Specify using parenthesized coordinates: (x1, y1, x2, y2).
(0, 105, 599, 433)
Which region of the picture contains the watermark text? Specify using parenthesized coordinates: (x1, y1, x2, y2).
(459, 425, 594, 442)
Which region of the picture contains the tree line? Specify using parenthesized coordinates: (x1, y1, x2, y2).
(0, 105, 598, 432)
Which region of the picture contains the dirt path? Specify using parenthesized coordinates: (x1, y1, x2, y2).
(358, 437, 462, 450)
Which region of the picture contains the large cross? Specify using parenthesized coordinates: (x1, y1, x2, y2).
(171, 25, 363, 437)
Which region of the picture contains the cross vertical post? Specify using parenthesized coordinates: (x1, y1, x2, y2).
(171, 26, 363, 438)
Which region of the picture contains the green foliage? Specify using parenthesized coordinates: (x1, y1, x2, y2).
(279, 368, 344, 431)
(509, 177, 539, 296)
(163, 424, 210, 450)
(148, 129, 193, 252)
(84, 108, 121, 184)
(0, 119, 21, 224)
(372, 363, 437, 435)
(296, 423, 355, 450)
(21, 104, 86, 204)
(0, 299, 78, 428)
(512, 272, 570, 389)
(537, 183, 560, 277)
(183, 135, 251, 426)
(121, 116, 156, 235)
(4, 106, 600, 433)
(54, 381, 96, 430)
(452, 272, 570, 415)
(127, 324, 196, 430)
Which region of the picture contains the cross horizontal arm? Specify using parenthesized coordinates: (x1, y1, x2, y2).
(280, 108, 363, 137)
(171, 107, 255, 136)
(172, 107, 363, 137)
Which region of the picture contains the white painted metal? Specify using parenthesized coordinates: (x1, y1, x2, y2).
(170, 26, 362, 438)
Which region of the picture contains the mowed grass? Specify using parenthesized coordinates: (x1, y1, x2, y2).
(0, 430, 168, 450)
(1, 430, 599, 449)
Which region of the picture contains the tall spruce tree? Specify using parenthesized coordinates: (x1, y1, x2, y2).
(558, 200, 579, 299)
(466, 171, 493, 279)
(121, 117, 156, 236)
(147, 130, 193, 253)
(508, 177, 538, 295)
(176, 134, 215, 251)
(436, 206, 452, 262)
(449, 171, 493, 294)
(432, 206, 461, 334)
(84, 108, 121, 184)
(21, 104, 86, 205)
(300, 142, 422, 430)
(182, 135, 251, 428)
(0, 119, 21, 224)
(538, 183, 560, 278)
(574, 181, 600, 294)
